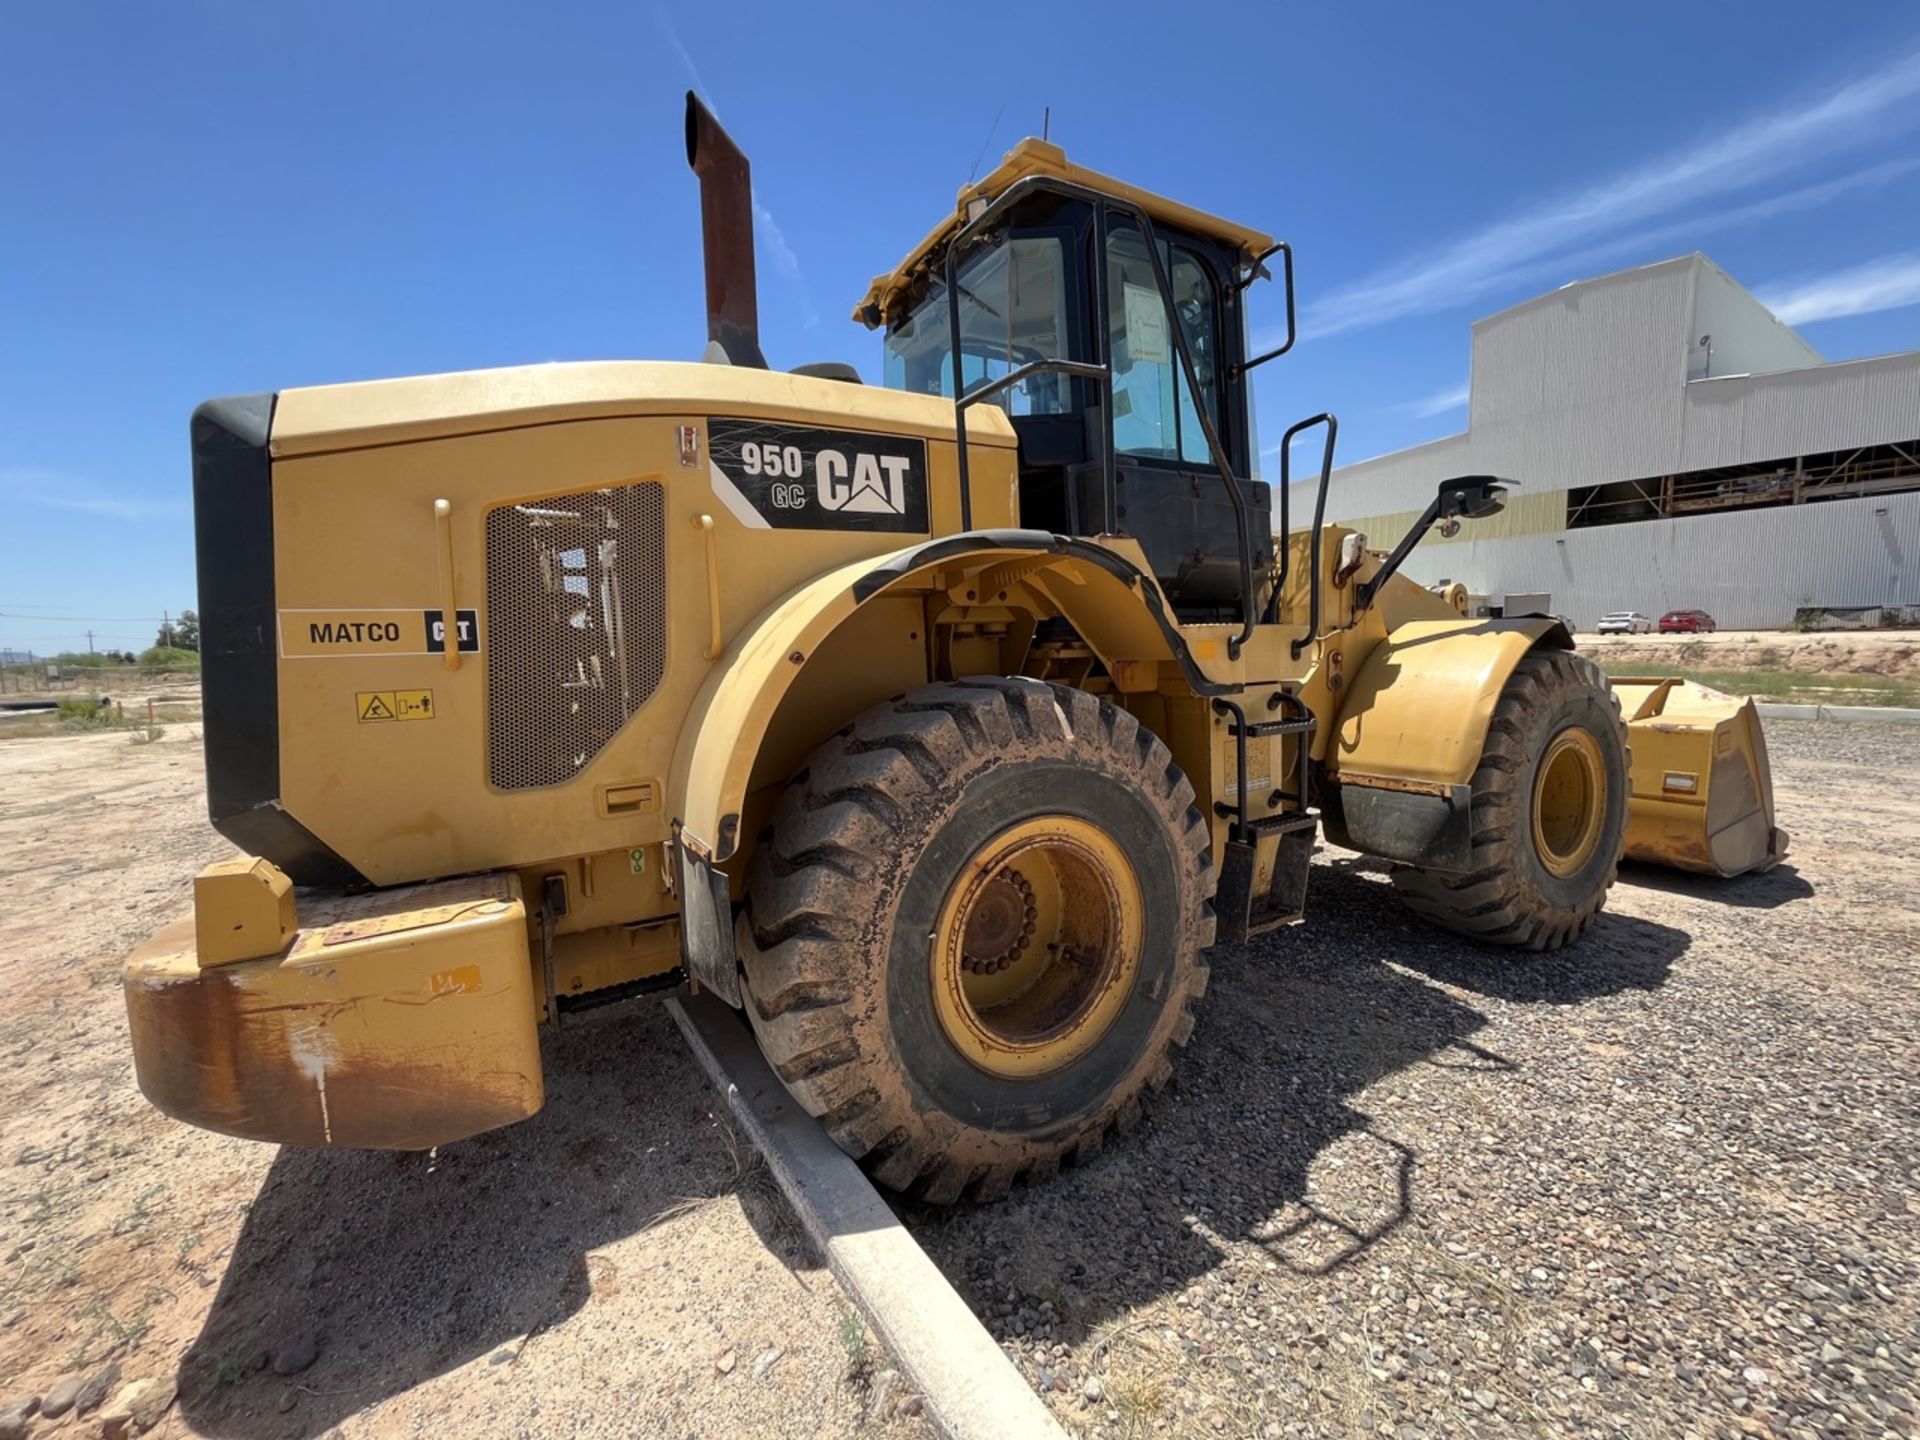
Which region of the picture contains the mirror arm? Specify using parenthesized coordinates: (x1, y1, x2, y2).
(1353, 475, 1512, 612)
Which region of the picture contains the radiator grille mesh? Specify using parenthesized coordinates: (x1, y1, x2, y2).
(485, 482, 666, 790)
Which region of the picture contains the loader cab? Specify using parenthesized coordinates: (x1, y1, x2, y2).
(861, 141, 1284, 622)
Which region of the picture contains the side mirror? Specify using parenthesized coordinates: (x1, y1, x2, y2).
(1232, 242, 1296, 377)
(1435, 474, 1510, 522)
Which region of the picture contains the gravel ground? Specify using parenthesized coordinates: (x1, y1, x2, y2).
(908, 719, 1920, 1439)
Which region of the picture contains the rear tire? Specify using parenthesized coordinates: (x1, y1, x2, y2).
(1389, 649, 1627, 951)
(738, 678, 1214, 1202)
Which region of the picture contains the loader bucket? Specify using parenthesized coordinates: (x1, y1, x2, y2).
(1611, 678, 1789, 878)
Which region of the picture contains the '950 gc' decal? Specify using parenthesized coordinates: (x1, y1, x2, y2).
(706, 419, 929, 533)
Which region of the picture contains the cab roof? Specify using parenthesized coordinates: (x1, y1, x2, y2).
(854, 138, 1274, 329)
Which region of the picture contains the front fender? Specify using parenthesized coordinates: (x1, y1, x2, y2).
(1329, 618, 1569, 789)
(1324, 618, 1569, 867)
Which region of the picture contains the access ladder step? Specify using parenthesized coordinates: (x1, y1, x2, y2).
(1227, 718, 1317, 738)
(1213, 806, 1318, 829)
(1215, 814, 1318, 944)
(1242, 813, 1318, 837)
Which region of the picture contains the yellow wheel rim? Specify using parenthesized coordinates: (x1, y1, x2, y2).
(930, 816, 1144, 1080)
(1531, 726, 1606, 879)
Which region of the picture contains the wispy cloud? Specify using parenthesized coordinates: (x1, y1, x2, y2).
(1304, 48, 1920, 338)
(1407, 381, 1470, 418)
(659, 11, 712, 109)
(1491, 160, 1918, 303)
(1759, 251, 1920, 324)
(0, 469, 183, 522)
(753, 200, 818, 327)
(660, 10, 817, 329)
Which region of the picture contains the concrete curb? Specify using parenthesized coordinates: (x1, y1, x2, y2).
(667, 994, 1067, 1440)
(1757, 701, 1920, 726)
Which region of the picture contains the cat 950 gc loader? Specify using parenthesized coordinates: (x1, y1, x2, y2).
(122, 96, 1784, 1200)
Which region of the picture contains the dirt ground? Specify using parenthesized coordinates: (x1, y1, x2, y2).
(0, 727, 930, 1440)
(4, 716, 1917, 1440)
(1584, 628, 1920, 680)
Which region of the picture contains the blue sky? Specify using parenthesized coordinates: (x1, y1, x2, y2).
(5, 2, 1920, 657)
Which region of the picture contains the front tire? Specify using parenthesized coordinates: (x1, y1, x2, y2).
(1389, 649, 1627, 950)
(738, 678, 1213, 1202)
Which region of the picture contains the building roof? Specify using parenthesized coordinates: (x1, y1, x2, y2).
(853, 138, 1274, 328)
(1312, 252, 1918, 519)
(1472, 252, 1821, 366)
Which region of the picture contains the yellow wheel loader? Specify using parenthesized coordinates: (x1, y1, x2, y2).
(122, 97, 1784, 1198)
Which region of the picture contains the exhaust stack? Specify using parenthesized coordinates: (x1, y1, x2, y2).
(684, 91, 767, 369)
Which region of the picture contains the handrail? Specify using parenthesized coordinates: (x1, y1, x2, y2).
(1213, 696, 1255, 837)
(1232, 242, 1296, 376)
(1128, 207, 1258, 658)
(692, 513, 724, 659)
(1282, 415, 1340, 657)
(432, 498, 460, 673)
(956, 358, 1111, 413)
(1266, 413, 1338, 628)
(953, 357, 1112, 531)
(942, 173, 1259, 655)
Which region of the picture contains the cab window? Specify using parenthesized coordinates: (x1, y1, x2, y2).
(883, 237, 1072, 416)
(1104, 228, 1220, 464)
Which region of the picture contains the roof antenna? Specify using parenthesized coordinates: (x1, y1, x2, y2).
(1042, 105, 1051, 142)
(966, 99, 1008, 184)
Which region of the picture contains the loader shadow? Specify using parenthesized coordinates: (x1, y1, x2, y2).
(1617, 859, 1814, 910)
(904, 858, 1692, 1333)
(176, 1001, 805, 1440)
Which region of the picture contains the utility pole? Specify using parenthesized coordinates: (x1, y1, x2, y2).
(87, 629, 95, 655)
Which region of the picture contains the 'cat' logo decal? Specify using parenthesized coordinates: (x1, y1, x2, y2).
(706, 419, 929, 533)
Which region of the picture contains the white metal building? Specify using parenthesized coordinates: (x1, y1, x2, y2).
(1304, 254, 1920, 629)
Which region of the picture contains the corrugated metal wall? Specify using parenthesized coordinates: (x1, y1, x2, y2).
(1678, 351, 1920, 469)
(1689, 260, 1821, 376)
(1393, 490, 1919, 630)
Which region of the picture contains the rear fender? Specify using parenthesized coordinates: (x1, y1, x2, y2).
(664, 530, 1192, 998)
(1323, 618, 1570, 867)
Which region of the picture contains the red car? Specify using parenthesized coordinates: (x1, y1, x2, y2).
(1659, 609, 1717, 633)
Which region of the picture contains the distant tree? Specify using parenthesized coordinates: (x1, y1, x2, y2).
(154, 618, 176, 649)
(139, 645, 199, 671)
(176, 610, 200, 652)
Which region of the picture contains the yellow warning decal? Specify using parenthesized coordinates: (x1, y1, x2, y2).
(393, 688, 435, 720)
(357, 689, 435, 723)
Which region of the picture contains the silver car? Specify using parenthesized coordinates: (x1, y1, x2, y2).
(1595, 610, 1653, 634)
